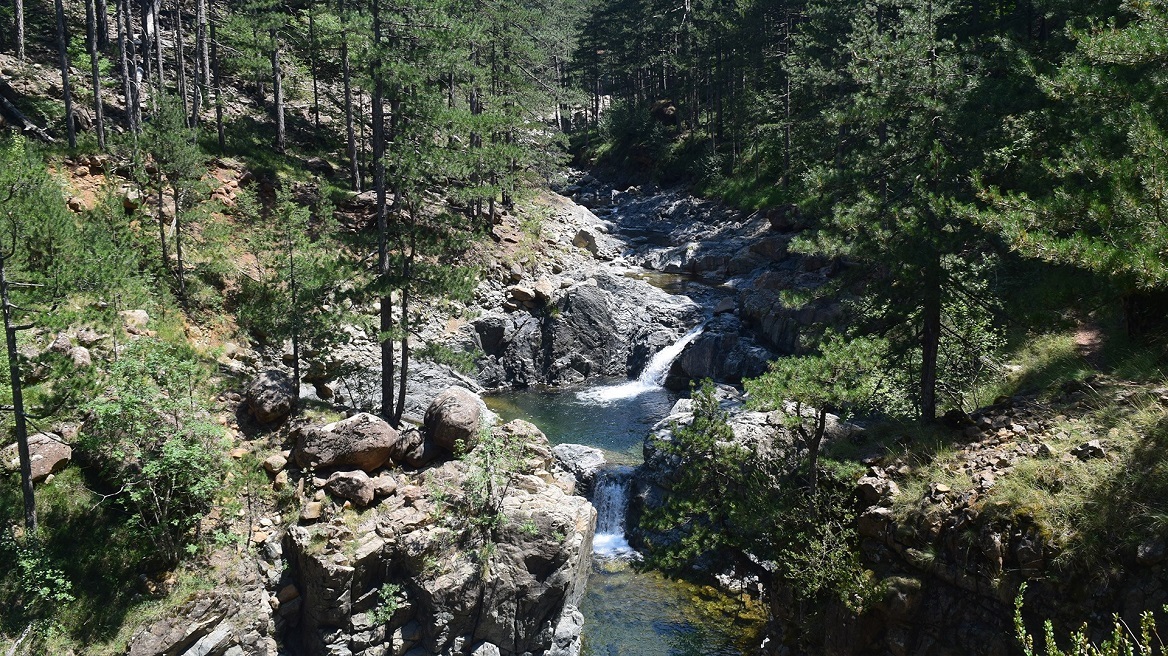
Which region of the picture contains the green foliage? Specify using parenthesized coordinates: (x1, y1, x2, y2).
(79, 339, 223, 566)
(641, 380, 874, 637)
(370, 583, 402, 625)
(0, 529, 75, 628)
(1015, 583, 1167, 656)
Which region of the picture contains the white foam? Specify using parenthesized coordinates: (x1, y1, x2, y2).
(575, 324, 705, 405)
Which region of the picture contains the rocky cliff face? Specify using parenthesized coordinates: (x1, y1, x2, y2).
(280, 415, 594, 656)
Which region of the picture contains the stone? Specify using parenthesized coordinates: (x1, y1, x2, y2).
(508, 286, 537, 302)
(301, 502, 323, 521)
(533, 278, 557, 302)
(273, 471, 289, 491)
(713, 297, 736, 314)
(373, 475, 398, 498)
(857, 476, 901, 506)
(471, 643, 501, 656)
(552, 444, 606, 494)
(326, 470, 376, 507)
(572, 228, 599, 255)
(1071, 439, 1106, 461)
(263, 453, 288, 474)
(70, 346, 92, 368)
(48, 332, 73, 354)
(1, 433, 72, 483)
(246, 369, 296, 424)
(424, 387, 484, 453)
(119, 309, 150, 334)
(76, 327, 105, 346)
(296, 412, 401, 472)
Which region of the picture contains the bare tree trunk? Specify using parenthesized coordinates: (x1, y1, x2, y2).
(211, 17, 224, 151)
(153, 0, 165, 96)
(920, 258, 941, 422)
(173, 185, 186, 304)
(15, 0, 25, 60)
(372, 0, 394, 423)
(157, 174, 169, 271)
(1, 253, 36, 533)
(393, 239, 413, 425)
(309, 7, 320, 132)
(96, 0, 110, 50)
(87, 0, 107, 149)
(175, 0, 189, 124)
(341, 0, 359, 190)
(117, 0, 136, 134)
(196, 0, 209, 89)
(271, 27, 284, 152)
(54, 0, 77, 148)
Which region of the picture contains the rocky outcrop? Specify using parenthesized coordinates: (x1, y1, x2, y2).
(282, 420, 595, 656)
(247, 369, 297, 424)
(664, 314, 772, 387)
(294, 412, 402, 472)
(1, 432, 71, 483)
(474, 273, 702, 388)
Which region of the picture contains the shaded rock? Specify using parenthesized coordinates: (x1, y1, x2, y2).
(1071, 439, 1106, 460)
(296, 412, 401, 472)
(424, 387, 483, 453)
(326, 470, 375, 507)
(1, 432, 72, 483)
(247, 369, 296, 424)
(858, 475, 901, 506)
(397, 426, 442, 469)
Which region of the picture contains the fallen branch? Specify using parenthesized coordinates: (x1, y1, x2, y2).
(0, 75, 55, 144)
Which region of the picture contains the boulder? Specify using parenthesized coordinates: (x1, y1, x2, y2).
(119, 309, 150, 334)
(533, 278, 557, 303)
(70, 346, 92, 368)
(262, 453, 288, 474)
(552, 444, 607, 494)
(325, 470, 376, 507)
(397, 426, 442, 469)
(424, 387, 484, 453)
(1, 432, 72, 483)
(508, 286, 537, 302)
(572, 228, 599, 255)
(296, 412, 401, 472)
(246, 369, 296, 424)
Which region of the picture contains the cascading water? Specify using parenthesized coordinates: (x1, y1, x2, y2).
(576, 323, 705, 404)
(591, 466, 636, 559)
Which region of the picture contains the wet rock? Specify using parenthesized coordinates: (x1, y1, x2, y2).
(246, 369, 296, 424)
(296, 412, 401, 472)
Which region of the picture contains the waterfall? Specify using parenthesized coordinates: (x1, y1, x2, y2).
(592, 466, 636, 559)
(576, 323, 705, 404)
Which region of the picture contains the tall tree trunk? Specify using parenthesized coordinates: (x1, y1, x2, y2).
(394, 244, 412, 425)
(157, 175, 169, 271)
(1, 254, 36, 533)
(15, 0, 25, 60)
(196, 0, 209, 90)
(152, 0, 164, 97)
(341, 0, 359, 191)
(117, 0, 138, 134)
(96, 0, 110, 50)
(173, 185, 186, 303)
(288, 238, 300, 402)
(54, 0, 77, 148)
(211, 17, 224, 152)
(372, 0, 394, 423)
(920, 259, 941, 422)
(175, 0, 189, 124)
(87, 0, 107, 149)
(309, 8, 320, 132)
(271, 27, 284, 152)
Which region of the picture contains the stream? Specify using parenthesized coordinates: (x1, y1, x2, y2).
(486, 323, 765, 656)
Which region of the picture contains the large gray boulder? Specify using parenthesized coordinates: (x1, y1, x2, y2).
(295, 412, 401, 472)
(552, 443, 607, 495)
(424, 387, 483, 453)
(1, 432, 72, 483)
(246, 369, 296, 424)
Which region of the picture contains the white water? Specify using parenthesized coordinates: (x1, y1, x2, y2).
(576, 324, 705, 404)
(592, 468, 637, 559)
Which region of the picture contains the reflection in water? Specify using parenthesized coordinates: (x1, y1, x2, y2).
(484, 382, 680, 464)
(580, 559, 764, 656)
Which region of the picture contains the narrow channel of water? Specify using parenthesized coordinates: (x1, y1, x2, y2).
(484, 330, 764, 655)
